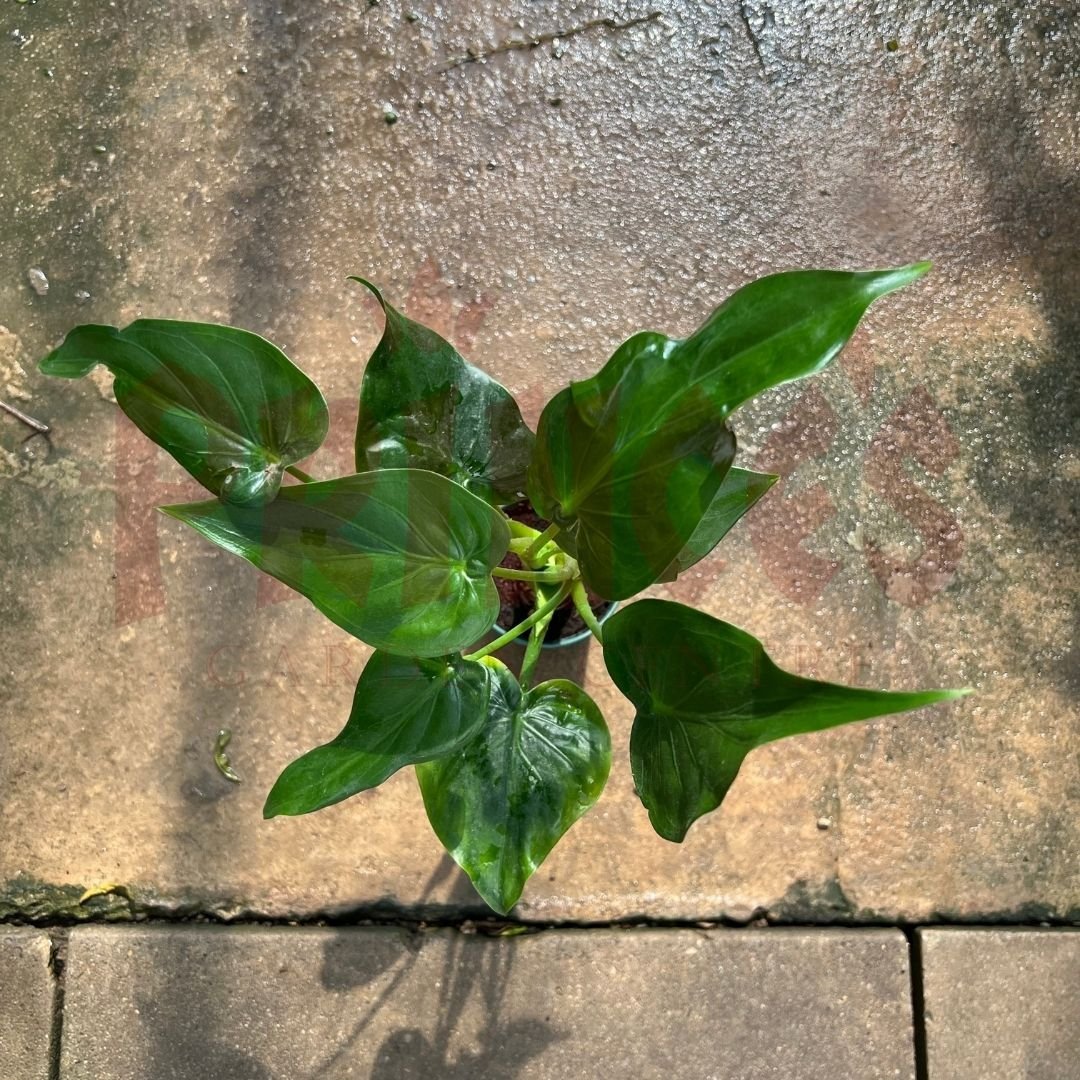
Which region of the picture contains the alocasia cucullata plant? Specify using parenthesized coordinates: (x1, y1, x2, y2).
(39, 263, 968, 913)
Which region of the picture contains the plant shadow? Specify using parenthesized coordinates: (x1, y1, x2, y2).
(962, 72, 1080, 700)
(311, 856, 561, 1079)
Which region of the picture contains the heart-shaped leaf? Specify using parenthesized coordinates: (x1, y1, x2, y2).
(657, 467, 777, 581)
(40, 320, 328, 505)
(417, 658, 610, 914)
(603, 599, 968, 842)
(528, 264, 930, 599)
(264, 651, 491, 817)
(163, 468, 510, 657)
(353, 279, 535, 507)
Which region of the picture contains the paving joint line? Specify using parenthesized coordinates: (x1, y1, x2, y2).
(904, 927, 931, 1080)
(5, 912, 1076, 934)
(45, 929, 68, 1080)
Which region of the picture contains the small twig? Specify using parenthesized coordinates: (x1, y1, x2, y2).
(444, 11, 662, 70)
(0, 399, 50, 435)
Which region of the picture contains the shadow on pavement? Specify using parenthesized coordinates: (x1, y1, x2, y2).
(312, 856, 560, 1078)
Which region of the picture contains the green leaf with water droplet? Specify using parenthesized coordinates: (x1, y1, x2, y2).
(40, 320, 328, 505)
(163, 468, 510, 656)
(264, 651, 491, 817)
(353, 279, 534, 507)
(528, 264, 930, 600)
(417, 658, 610, 914)
(603, 599, 969, 842)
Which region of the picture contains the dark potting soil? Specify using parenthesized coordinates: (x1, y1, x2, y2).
(495, 501, 612, 645)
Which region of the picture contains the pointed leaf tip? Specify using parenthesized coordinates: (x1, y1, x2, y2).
(354, 281, 535, 506)
(264, 651, 491, 818)
(348, 275, 383, 301)
(37, 320, 329, 505)
(418, 662, 610, 913)
(528, 264, 930, 598)
(659, 466, 780, 581)
(604, 599, 968, 842)
(869, 259, 932, 297)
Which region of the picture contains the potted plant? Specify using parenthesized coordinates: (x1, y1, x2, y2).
(38, 264, 968, 914)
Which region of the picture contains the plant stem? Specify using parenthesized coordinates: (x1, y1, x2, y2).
(464, 581, 573, 662)
(508, 536, 542, 557)
(285, 465, 316, 483)
(571, 580, 606, 643)
(518, 616, 551, 689)
(506, 519, 541, 541)
(492, 565, 573, 584)
(523, 522, 560, 563)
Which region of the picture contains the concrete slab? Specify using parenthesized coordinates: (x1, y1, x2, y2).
(61, 925, 914, 1080)
(920, 929, 1080, 1080)
(0, 1, 1077, 921)
(0, 929, 53, 1080)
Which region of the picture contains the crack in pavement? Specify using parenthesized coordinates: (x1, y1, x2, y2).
(443, 11, 663, 71)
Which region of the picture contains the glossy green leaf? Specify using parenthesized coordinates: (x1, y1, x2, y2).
(353, 279, 535, 506)
(40, 320, 328, 505)
(162, 468, 510, 657)
(658, 467, 777, 581)
(528, 264, 930, 599)
(603, 599, 968, 842)
(417, 658, 610, 914)
(264, 651, 490, 818)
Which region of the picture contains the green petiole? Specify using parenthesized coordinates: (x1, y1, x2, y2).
(464, 580, 573, 661)
(523, 522, 560, 563)
(508, 535, 562, 567)
(492, 565, 574, 584)
(571, 580, 605, 643)
(506, 518, 541, 541)
(518, 611, 553, 689)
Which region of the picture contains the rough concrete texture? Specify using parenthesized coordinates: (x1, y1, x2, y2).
(920, 929, 1080, 1080)
(0, 2, 1077, 921)
(0, 929, 54, 1080)
(61, 925, 915, 1080)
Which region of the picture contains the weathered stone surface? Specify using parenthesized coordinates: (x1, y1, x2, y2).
(61, 925, 914, 1079)
(0, 929, 53, 1080)
(920, 929, 1080, 1080)
(0, 1, 1076, 920)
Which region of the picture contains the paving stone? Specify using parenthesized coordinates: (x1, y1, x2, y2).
(61, 925, 915, 1080)
(0, 929, 54, 1080)
(0, 1, 1077, 922)
(919, 928, 1080, 1080)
